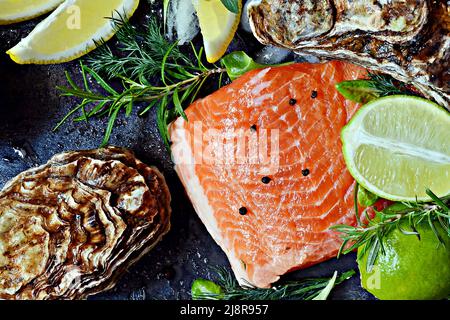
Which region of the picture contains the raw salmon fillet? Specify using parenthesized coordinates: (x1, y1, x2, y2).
(170, 61, 367, 288)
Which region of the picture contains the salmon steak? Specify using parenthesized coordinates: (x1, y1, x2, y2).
(170, 61, 367, 288)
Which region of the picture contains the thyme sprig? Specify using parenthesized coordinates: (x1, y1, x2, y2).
(331, 189, 450, 272)
(194, 267, 355, 300)
(56, 16, 226, 147)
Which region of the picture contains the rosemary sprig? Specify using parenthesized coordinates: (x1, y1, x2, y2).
(56, 16, 226, 147)
(331, 189, 450, 272)
(194, 266, 355, 300)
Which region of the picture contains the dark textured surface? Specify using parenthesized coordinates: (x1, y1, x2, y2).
(0, 1, 373, 300)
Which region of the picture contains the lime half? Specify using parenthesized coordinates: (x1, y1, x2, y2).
(342, 95, 450, 201)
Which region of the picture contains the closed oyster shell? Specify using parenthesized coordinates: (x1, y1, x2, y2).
(0, 146, 171, 300)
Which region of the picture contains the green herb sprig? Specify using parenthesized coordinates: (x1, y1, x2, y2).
(56, 16, 226, 147)
(192, 266, 355, 300)
(331, 189, 450, 272)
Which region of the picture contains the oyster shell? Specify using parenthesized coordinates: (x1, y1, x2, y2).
(248, 0, 450, 109)
(0, 146, 171, 299)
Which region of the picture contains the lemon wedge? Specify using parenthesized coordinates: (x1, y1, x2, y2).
(7, 0, 140, 64)
(0, 0, 63, 25)
(192, 0, 242, 63)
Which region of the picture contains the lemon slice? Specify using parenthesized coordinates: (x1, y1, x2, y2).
(7, 0, 140, 64)
(341, 95, 450, 201)
(192, 0, 242, 63)
(0, 0, 63, 25)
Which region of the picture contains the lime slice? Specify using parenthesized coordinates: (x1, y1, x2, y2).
(342, 95, 450, 201)
(0, 0, 63, 25)
(192, 0, 242, 63)
(7, 0, 140, 64)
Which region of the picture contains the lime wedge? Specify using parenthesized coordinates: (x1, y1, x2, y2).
(341, 95, 450, 201)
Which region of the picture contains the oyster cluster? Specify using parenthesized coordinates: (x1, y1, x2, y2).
(0, 147, 171, 299)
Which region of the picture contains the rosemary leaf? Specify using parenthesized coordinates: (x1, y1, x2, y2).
(82, 64, 118, 95)
(157, 95, 170, 147)
(101, 106, 121, 147)
(172, 87, 187, 121)
(332, 189, 450, 271)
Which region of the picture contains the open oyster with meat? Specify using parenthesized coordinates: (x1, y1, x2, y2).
(247, 0, 450, 109)
(0, 147, 171, 300)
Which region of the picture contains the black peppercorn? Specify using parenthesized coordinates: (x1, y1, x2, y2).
(239, 207, 248, 215)
(261, 176, 271, 184)
(302, 169, 310, 176)
(250, 124, 257, 131)
(311, 90, 318, 99)
(289, 98, 297, 105)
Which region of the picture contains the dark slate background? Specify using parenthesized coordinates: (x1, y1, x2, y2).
(0, 1, 373, 300)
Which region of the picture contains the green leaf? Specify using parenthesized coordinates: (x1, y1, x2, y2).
(80, 61, 91, 92)
(366, 236, 381, 273)
(100, 106, 121, 147)
(426, 189, 450, 213)
(383, 202, 410, 215)
(64, 71, 78, 90)
(221, 51, 266, 81)
(125, 99, 133, 117)
(83, 65, 118, 95)
(191, 279, 224, 300)
(84, 101, 108, 118)
(357, 186, 379, 207)
(220, 0, 240, 14)
(354, 183, 362, 226)
(335, 80, 380, 104)
(221, 51, 293, 81)
(161, 41, 179, 86)
(312, 271, 337, 300)
(139, 100, 158, 116)
(172, 87, 188, 121)
(157, 96, 170, 147)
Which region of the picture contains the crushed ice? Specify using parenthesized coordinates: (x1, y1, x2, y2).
(166, 0, 199, 45)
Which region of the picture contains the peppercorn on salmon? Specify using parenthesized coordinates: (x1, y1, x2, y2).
(169, 61, 367, 288)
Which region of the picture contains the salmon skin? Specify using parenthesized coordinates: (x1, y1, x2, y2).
(170, 61, 367, 288)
